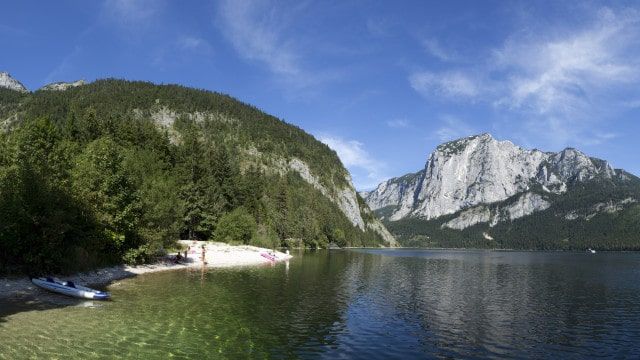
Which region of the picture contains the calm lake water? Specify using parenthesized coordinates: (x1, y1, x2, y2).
(1, 249, 640, 359)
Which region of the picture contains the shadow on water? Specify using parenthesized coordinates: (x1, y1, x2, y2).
(0, 291, 85, 323)
(0, 265, 140, 324)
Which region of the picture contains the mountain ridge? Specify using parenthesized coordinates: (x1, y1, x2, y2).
(363, 133, 640, 249)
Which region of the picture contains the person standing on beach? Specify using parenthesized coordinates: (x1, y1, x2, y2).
(201, 244, 207, 265)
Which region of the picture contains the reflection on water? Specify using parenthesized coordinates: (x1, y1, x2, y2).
(1, 249, 640, 359)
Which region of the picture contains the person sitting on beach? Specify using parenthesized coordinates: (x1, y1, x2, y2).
(174, 252, 183, 264)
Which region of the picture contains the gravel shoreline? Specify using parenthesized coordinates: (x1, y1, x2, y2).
(0, 241, 291, 300)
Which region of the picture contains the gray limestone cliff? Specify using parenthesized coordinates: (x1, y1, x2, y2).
(363, 133, 626, 229)
(0, 72, 28, 93)
(40, 80, 86, 91)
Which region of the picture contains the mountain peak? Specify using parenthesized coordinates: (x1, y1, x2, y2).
(436, 133, 505, 157)
(365, 135, 629, 222)
(442, 133, 494, 145)
(0, 71, 28, 93)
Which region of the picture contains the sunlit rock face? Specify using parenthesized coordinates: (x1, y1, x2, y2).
(0, 72, 28, 92)
(40, 80, 86, 91)
(364, 134, 623, 227)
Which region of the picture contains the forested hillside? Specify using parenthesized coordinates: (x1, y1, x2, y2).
(0, 80, 391, 274)
(386, 177, 640, 250)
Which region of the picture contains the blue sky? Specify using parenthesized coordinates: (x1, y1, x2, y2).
(1, 0, 639, 189)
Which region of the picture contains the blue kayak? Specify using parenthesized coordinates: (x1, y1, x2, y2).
(32, 277, 111, 300)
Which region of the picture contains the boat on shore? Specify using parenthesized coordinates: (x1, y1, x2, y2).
(261, 252, 277, 262)
(31, 277, 111, 300)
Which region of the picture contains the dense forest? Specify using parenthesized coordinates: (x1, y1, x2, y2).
(0, 80, 387, 274)
(386, 178, 640, 250)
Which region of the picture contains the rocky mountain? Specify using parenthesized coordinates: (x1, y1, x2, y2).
(40, 80, 86, 91)
(0, 72, 28, 93)
(363, 134, 640, 250)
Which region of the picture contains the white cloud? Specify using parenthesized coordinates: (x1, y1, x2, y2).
(216, 0, 336, 90)
(494, 7, 640, 115)
(422, 38, 454, 62)
(411, 7, 640, 148)
(318, 134, 387, 189)
(386, 118, 410, 128)
(152, 36, 214, 69)
(177, 36, 212, 52)
(434, 115, 476, 142)
(409, 70, 481, 100)
(217, 0, 299, 76)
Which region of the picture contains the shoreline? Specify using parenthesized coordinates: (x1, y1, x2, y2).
(0, 241, 291, 301)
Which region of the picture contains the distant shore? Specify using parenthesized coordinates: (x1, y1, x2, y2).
(0, 241, 291, 301)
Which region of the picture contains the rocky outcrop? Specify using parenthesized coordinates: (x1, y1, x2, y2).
(441, 192, 551, 230)
(362, 172, 422, 216)
(564, 197, 637, 221)
(442, 206, 491, 230)
(0, 72, 28, 92)
(367, 218, 398, 246)
(495, 192, 551, 224)
(288, 158, 365, 230)
(40, 80, 85, 91)
(365, 134, 622, 225)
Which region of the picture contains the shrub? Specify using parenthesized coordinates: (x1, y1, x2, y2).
(213, 207, 257, 244)
(123, 244, 164, 265)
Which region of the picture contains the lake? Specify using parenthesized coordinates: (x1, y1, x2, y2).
(1, 249, 640, 359)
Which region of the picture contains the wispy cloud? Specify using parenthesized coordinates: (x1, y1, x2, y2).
(409, 70, 481, 100)
(102, 0, 164, 30)
(422, 38, 455, 62)
(152, 35, 214, 69)
(0, 24, 29, 37)
(177, 36, 213, 52)
(410, 7, 640, 148)
(386, 118, 410, 128)
(44, 46, 83, 84)
(494, 7, 640, 115)
(216, 0, 339, 91)
(318, 134, 387, 189)
(366, 18, 393, 38)
(434, 115, 476, 142)
(217, 0, 299, 76)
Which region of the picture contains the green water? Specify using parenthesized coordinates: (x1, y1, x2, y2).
(1, 251, 352, 359)
(2, 249, 640, 359)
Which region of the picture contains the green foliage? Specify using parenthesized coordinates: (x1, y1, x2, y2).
(122, 244, 165, 265)
(71, 137, 142, 251)
(251, 224, 280, 249)
(0, 79, 387, 274)
(0, 121, 99, 274)
(214, 207, 257, 244)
